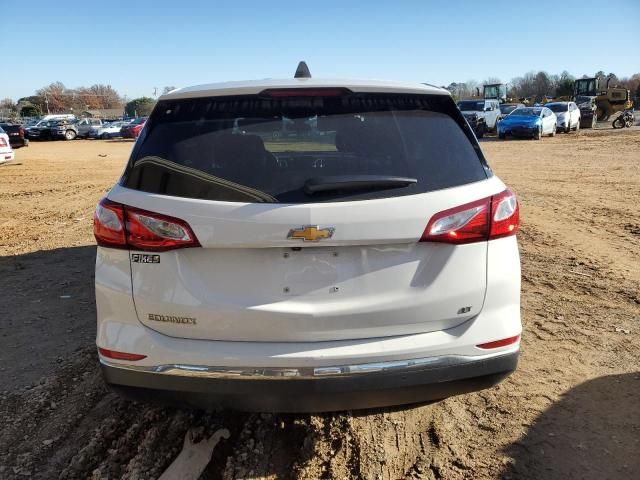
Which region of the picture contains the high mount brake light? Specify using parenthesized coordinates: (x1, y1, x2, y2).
(420, 189, 519, 244)
(93, 198, 200, 252)
(259, 88, 352, 98)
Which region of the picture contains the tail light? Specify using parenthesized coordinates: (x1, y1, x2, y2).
(421, 189, 519, 244)
(93, 198, 200, 251)
(19, 127, 25, 137)
(0, 138, 7, 147)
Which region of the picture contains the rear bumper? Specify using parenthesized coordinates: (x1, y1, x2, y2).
(0, 150, 15, 163)
(101, 349, 518, 412)
(9, 137, 28, 148)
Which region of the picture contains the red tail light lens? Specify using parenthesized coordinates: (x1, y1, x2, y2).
(477, 335, 520, 349)
(93, 198, 200, 251)
(94, 198, 126, 248)
(421, 197, 490, 244)
(421, 189, 519, 244)
(19, 127, 25, 137)
(125, 206, 200, 251)
(98, 347, 147, 361)
(0, 138, 7, 147)
(489, 189, 520, 238)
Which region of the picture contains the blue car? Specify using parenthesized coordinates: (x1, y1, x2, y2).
(497, 106, 557, 140)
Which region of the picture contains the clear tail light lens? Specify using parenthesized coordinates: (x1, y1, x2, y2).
(93, 198, 200, 252)
(421, 189, 519, 244)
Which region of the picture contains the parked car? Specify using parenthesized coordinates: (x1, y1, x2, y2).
(24, 119, 45, 139)
(0, 126, 16, 164)
(88, 121, 127, 139)
(545, 102, 581, 133)
(498, 103, 525, 120)
(120, 117, 147, 138)
(497, 106, 557, 139)
(48, 119, 79, 140)
(458, 99, 501, 137)
(94, 70, 522, 412)
(77, 118, 104, 138)
(24, 115, 77, 139)
(27, 120, 57, 140)
(0, 123, 29, 148)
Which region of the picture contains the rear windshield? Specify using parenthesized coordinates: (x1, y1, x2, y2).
(511, 108, 541, 117)
(546, 103, 568, 113)
(122, 92, 488, 203)
(458, 101, 485, 112)
(500, 104, 518, 115)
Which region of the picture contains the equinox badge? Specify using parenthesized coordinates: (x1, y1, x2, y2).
(287, 225, 335, 242)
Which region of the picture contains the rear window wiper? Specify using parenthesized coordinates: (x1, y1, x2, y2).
(304, 175, 417, 195)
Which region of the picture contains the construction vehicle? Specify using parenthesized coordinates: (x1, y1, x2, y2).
(573, 77, 633, 122)
(483, 83, 507, 103)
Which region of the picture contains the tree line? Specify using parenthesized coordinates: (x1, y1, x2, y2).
(2, 72, 639, 120)
(0, 84, 177, 119)
(447, 70, 640, 102)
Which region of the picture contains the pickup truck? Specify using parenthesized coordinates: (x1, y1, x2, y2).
(48, 120, 79, 140)
(0, 123, 29, 148)
(457, 99, 501, 138)
(25, 115, 77, 139)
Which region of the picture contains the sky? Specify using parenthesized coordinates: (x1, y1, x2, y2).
(2, 0, 639, 101)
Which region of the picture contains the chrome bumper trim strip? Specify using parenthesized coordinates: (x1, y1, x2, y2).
(100, 346, 519, 380)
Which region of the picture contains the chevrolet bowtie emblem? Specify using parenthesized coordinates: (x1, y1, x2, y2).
(287, 225, 335, 242)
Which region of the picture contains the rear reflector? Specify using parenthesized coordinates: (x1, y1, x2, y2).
(476, 335, 520, 349)
(98, 347, 147, 361)
(421, 188, 519, 244)
(94, 198, 200, 252)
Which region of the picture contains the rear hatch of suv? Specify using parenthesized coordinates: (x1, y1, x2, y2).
(106, 87, 498, 342)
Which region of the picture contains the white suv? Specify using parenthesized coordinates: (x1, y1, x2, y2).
(94, 67, 521, 412)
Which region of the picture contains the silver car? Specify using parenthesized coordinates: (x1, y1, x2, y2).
(546, 102, 581, 133)
(89, 121, 127, 139)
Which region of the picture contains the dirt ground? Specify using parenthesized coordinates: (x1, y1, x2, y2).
(0, 129, 638, 480)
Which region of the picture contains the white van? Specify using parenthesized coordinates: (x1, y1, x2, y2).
(41, 114, 76, 122)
